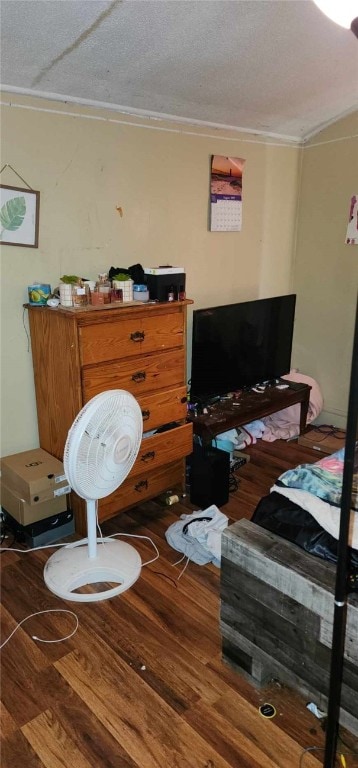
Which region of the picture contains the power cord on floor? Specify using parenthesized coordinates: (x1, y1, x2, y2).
(338, 732, 358, 755)
(299, 745, 324, 766)
(0, 609, 79, 649)
(299, 737, 358, 767)
(0, 540, 79, 554)
(0, 528, 160, 647)
(105, 532, 160, 566)
(0, 531, 160, 565)
(229, 471, 239, 493)
(314, 424, 346, 439)
(171, 553, 191, 579)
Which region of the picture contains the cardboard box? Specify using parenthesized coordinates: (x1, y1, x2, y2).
(0, 448, 70, 505)
(298, 426, 346, 454)
(0, 481, 68, 526)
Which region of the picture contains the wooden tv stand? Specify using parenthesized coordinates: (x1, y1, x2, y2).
(187, 382, 311, 444)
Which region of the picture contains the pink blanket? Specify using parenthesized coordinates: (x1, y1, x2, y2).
(262, 371, 323, 442)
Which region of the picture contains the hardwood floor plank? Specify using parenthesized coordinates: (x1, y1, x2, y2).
(22, 665, 139, 768)
(73, 596, 237, 714)
(123, 576, 221, 663)
(1, 729, 46, 768)
(0, 700, 17, 739)
(21, 709, 94, 768)
(207, 658, 325, 749)
(184, 694, 323, 768)
(55, 643, 236, 768)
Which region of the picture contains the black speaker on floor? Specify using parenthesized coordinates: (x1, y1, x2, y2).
(189, 442, 230, 508)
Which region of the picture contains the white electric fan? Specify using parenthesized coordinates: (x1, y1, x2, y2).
(44, 390, 143, 602)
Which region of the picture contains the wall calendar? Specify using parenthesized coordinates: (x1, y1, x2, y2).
(210, 155, 245, 232)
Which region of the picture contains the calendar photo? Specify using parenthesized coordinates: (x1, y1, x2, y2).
(210, 155, 245, 232)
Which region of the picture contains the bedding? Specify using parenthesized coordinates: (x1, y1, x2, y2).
(252, 491, 358, 569)
(275, 447, 357, 509)
(251, 446, 358, 581)
(273, 447, 358, 549)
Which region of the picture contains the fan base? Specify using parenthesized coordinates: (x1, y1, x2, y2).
(44, 538, 142, 602)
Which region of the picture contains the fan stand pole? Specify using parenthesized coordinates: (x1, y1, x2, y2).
(87, 499, 97, 559)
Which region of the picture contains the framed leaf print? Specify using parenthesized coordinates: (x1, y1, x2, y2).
(0, 184, 40, 247)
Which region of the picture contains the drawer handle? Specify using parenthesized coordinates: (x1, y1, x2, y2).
(135, 480, 148, 493)
(132, 371, 146, 382)
(141, 409, 150, 421)
(130, 331, 145, 342)
(141, 450, 155, 463)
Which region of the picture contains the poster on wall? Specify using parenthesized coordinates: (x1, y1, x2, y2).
(210, 155, 245, 232)
(0, 184, 40, 247)
(345, 194, 358, 245)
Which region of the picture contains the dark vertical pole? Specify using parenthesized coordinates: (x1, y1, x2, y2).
(324, 299, 358, 768)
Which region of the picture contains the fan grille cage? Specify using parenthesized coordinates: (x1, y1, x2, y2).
(64, 390, 143, 499)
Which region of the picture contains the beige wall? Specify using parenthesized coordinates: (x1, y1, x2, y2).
(1, 93, 302, 456)
(292, 112, 358, 428)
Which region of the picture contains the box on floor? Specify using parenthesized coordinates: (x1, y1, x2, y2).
(0, 447, 69, 505)
(297, 426, 346, 455)
(0, 481, 68, 526)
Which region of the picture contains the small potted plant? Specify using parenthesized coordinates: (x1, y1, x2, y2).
(59, 275, 89, 307)
(112, 272, 134, 302)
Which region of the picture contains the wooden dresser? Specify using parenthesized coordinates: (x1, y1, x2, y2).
(27, 300, 193, 535)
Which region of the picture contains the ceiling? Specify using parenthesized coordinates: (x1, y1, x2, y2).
(1, 0, 357, 142)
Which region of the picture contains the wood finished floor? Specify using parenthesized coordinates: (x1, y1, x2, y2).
(1, 439, 357, 768)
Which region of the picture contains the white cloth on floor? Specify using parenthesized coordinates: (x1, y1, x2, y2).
(165, 505, 228, 567)
(215, 420, 266, 450)
(235, 420, 266, 448)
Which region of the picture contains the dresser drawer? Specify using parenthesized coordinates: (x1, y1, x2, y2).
(97, 460, 185, 522)
(82, 348, 185, 402)
(79, 313, 184, 365)
(131, 422, 192, 478)
(137, 386, 187, 431)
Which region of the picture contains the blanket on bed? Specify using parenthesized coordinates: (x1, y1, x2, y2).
(276, 447, 358, 510)
(272, 446, 358, 549)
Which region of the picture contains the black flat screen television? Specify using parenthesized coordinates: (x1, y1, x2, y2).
(190, 294, 296, 402)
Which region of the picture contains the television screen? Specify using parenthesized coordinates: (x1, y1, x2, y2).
(190, 294, 296, 401)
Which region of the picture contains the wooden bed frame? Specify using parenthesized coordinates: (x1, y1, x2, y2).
(220, 519, 358, 736)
